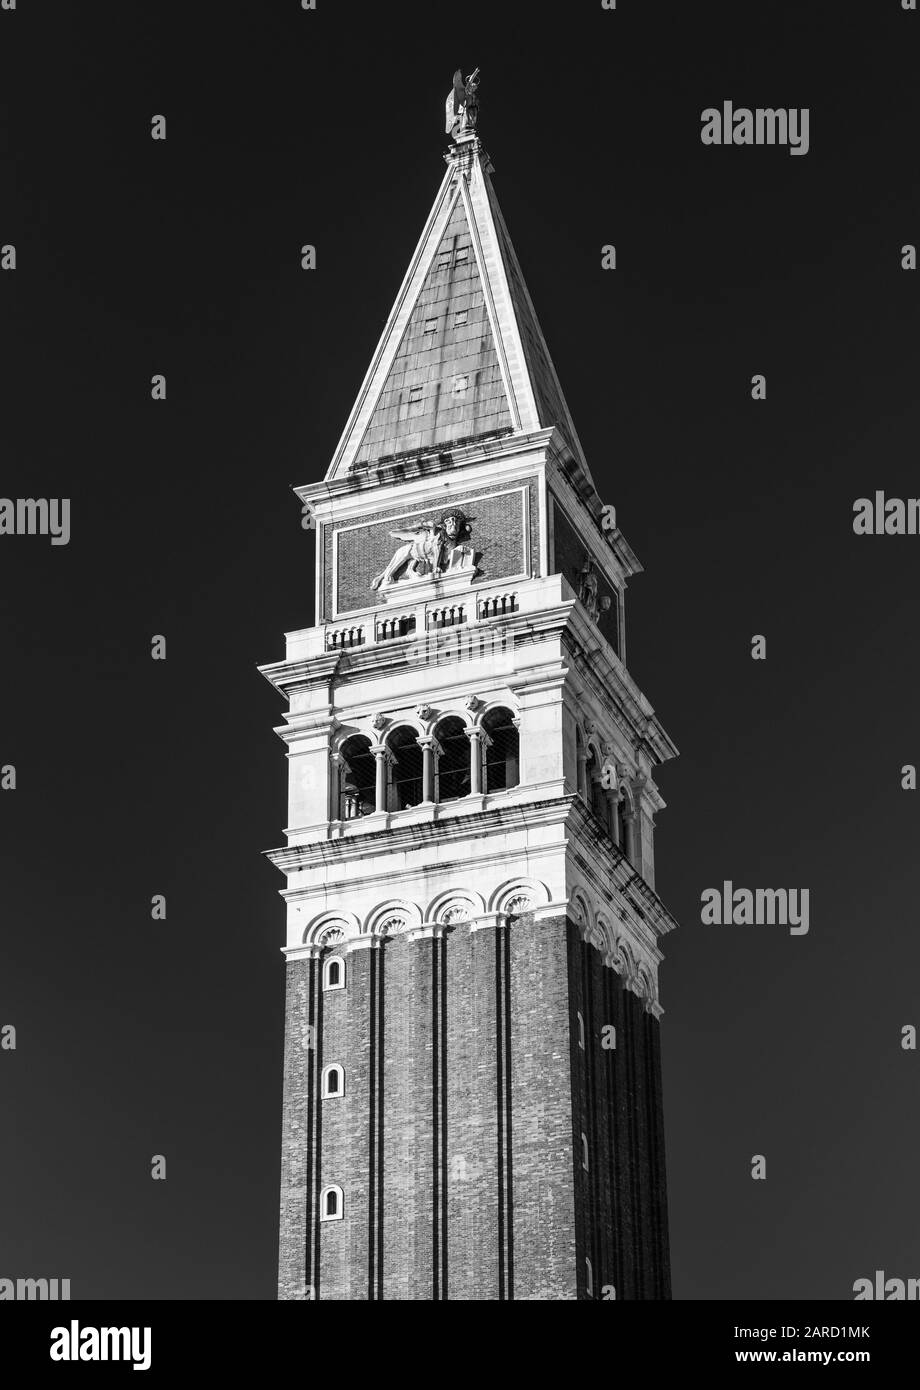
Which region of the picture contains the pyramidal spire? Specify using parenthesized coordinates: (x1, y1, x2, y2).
(325, 73, 594, 489)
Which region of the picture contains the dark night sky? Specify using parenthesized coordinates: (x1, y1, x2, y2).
(1, 1, 918, 1300)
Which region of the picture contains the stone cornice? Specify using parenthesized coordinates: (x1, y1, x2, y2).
(297, 428, 557, 514)
(258, 653, 340, 699)
(268, 792, 679, 943)
(281, 943, 322, 963)
(267, 794, 573, 876)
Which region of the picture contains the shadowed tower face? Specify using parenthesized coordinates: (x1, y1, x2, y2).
(261, 86, 679, 1301)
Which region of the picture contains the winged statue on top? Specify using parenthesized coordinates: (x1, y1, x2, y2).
(446, 67, 480, 141)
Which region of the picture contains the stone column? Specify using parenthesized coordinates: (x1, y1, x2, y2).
(606, 787, 622, 847)
(587, 767, 603, 827)
(629, 774, 653, 888)
(577, 744, 589, 803)
(510, 715, 522, 789)
(417, 735, 440, 804)
(466, 728, 484, 795)
(330, 751, 344, 821)
(371, 745, 392, 814)
(621, 807, 636, 866)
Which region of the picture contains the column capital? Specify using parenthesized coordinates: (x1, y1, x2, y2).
(465, 726, 491, 749)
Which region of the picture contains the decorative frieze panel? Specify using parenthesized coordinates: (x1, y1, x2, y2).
(568, 880, 663, 1017)
(364, 900, 422, 938)
(328, 483, 534, 618)
(292, 876, 661, 1015)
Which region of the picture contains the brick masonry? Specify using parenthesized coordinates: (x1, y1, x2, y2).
(568, 926, 672, 1300)
(507, 912, 578, 1300)
(278, 912, 670, 1300)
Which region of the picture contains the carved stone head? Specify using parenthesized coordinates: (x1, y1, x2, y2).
(440, 509, 473, 545)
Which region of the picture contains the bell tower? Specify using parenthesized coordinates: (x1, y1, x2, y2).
(261, 83, 679, 1301)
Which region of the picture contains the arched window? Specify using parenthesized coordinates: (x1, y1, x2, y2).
(388, 726, 423, 810)
(336, 735, 376, 820)
(322, 1064, 345, 1098)
(434, 716, 470, 802)
(319, 1185, 344, 1222)
(586, 1257, 594, 1298)
(323, 956, 345, 992)
(576, 1010, 586, 1050)
(581, 1133, 589, 1171)
(482, 707, 519, 792)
